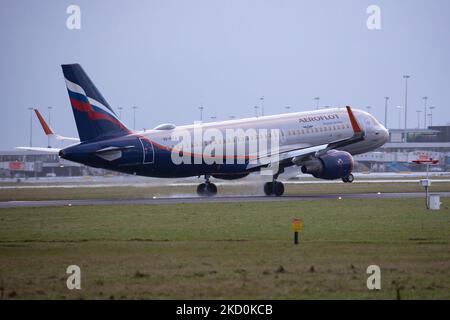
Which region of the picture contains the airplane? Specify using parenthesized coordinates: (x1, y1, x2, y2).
(33, 108, 80, 143)
(19, 64, 389, 196)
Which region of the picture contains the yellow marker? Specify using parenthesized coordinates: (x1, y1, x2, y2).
(292, 219, 303, 244)
(292, 218, 303, 232)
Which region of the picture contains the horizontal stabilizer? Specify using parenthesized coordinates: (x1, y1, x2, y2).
(16, 147, 61, 154)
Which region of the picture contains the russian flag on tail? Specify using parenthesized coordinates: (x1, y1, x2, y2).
(62, 64, 130, 142)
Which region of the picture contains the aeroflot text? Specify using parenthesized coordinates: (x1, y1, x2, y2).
(298, 113, 340, 123)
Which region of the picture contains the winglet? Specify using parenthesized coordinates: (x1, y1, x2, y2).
(34, 109, 54, 136)
(346, 106, 362, 134)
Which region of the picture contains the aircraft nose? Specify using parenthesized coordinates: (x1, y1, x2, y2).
(376, 126, 389, 144)
(372, 124, 389, 145)
(381, 126, 389, 143)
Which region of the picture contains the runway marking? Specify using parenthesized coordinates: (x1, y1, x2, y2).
(0, 192, 449, 208)
(1, 179, 450, 189)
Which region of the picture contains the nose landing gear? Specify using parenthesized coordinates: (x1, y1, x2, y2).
(342, 173, 354, 183)
(196, 175, 217, 196)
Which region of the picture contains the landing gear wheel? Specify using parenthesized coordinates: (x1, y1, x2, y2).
(197, 183, 207, 196)
(208, 183, 217, 195)
(273, 181, 284, 197)
(264, 181, 284, 196)
(264, 182, 273, 196)
(342, 174, 354, 183)
(197, 182, 217, 196)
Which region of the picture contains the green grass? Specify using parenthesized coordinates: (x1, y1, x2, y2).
(0, 198, 449, 299)
(0, 181, 449, 201)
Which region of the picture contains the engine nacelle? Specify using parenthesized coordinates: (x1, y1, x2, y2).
(301, 150, 354, 180)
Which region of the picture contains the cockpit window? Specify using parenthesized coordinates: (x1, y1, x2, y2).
(370, 115, 383, 128)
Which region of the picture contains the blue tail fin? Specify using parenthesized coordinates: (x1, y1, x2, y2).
(62, 64, 130, 142)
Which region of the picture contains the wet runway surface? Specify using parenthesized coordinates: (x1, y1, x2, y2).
(1, 192, 449, 208)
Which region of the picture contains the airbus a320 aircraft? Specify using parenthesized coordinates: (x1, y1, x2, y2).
(19, 64, 389, 196)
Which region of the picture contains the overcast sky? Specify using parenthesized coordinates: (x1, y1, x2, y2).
(1, 0, 449, 150)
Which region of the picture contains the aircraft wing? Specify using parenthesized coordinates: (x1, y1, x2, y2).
(247, 106, 365, 170)
(34, 109, 80, 142)
(16, 147, 61, 154)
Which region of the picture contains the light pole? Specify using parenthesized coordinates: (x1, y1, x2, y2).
(198, 106, 204, 122)
(132, 106, 138, 130)
(314, 97, 320, 110)
(429, 106, 435, 126)
(422, 97, 428, 129)
(416, 110, 422, 128)
(210, 116, 217, 121)
(366, 106, 371, 114)
(260, 97, 265, 116)
(229, 115, 235, 120)
(285, 106, 291, 113)
(384, 97, 389, 128)
(28, 107, 33, 147)
(47, 106, 53, 148)
(254, 105, 259, 117)
(396, 106, 403, 129)
(118, 107, 123, 120)
(403, 75, 410, 131)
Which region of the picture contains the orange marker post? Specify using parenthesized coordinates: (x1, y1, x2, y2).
(292, 218, 303, 245)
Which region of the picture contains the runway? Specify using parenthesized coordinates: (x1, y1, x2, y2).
(1, 192, 449, 208)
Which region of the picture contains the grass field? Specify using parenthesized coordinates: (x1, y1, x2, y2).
(0, 197, 449, 299)
(0, 181, 449, 201)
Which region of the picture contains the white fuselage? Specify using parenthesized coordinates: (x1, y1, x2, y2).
(140, 108, 389, 159)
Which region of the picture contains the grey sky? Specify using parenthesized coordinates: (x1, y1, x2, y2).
(1, 0, 449, 150)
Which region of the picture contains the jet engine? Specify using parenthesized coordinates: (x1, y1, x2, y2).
(300, 150, 354, 180)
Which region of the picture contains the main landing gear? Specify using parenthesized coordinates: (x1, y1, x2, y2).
(264, 174, 285, 197)
(342, 173, 354, 183)
(197, 175, 217, 196)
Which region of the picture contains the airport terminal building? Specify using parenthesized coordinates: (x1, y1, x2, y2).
(354, 125, 450, 171)
(0, 150, 95, 178)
